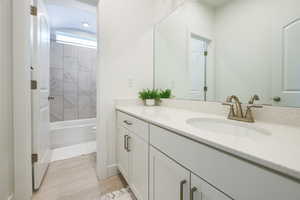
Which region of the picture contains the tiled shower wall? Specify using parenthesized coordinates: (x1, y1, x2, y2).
(50, 41, 97, 122)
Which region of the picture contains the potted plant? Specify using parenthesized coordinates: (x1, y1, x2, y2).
(139, 89, 160, 106)
(159, 89, 172, 99)
(155, 89, 172, 105)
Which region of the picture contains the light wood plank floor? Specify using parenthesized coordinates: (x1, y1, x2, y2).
(32, 153, 127, 200)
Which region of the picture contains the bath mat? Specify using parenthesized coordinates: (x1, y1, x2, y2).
(98, 188, 134, 200)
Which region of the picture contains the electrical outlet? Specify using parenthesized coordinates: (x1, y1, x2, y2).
(128, 78, 134, 88)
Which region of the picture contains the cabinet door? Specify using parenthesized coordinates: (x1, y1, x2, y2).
(149, 147, 190, 200)
(191, 173, 232, 200)
(117, 126, 130, 181)
(128, 133, 148, 200)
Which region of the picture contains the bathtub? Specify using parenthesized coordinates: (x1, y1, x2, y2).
(50, 118, 96, 149)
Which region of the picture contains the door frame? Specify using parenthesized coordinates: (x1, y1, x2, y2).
(12, 0, 33, 199)
(95, 1, 110, 181)
(12, 1, 105, 199)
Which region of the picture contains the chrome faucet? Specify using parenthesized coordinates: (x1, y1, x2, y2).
(222, 95, 263, 123)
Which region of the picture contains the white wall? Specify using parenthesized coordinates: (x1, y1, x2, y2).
(214, 0, 300, 104)
(155, 0, 215, 100)
(96, 0, 183, 179)
(155, 0, 300, 105)
(155, 4, 190, 98)
(97, 0, 300, 181)
(215, 0, 273, 103)
(0, 0, 14, 199)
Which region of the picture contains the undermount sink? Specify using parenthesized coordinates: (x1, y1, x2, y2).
(186, 118, 271, 137)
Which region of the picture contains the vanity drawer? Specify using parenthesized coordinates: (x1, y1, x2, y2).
(150, 125, 300, 200)
(117, 111, 149, 141)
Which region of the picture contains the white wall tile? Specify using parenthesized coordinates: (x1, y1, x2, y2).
(78, 46, 92, 72)
(63, 69, 78, 84)
(63, 57, 79, 71)
(78, 95, 94, 119)
(50, 42, 64, 68)
(63, 44, 77, 58)
(78, 71, 91, 96)
(50, 41, 97, 121)
(50, 95, 63, 122)
(63, 95, 77, 109)
(50, 68, 63, 96)
(64, 108, 78, 121)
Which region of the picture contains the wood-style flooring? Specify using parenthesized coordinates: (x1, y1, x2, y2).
(32, 153, 127, 200)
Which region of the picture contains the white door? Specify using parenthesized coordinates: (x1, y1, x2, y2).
(128, 132, 148, 200)
(149, 147, 190, 200)
(117, 126, 130, 181)
(191, 173, 231, 200)
(31, 0, 52, 190)
(272, 1, 300, 107)
(188, 35, 208, 101)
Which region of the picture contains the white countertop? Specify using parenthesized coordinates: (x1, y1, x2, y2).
(116, 105, 300, 180)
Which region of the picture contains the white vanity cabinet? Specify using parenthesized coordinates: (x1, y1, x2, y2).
(129, 131, 149, 200)
(149, 147, 231, 200)
(149, 147, 190, 200)
(117, 125, 130, 181)
(149, 124, 300, 200)
(191, 174, 231, 200)
(117, 111, 149, 200)
(116, 110, 300, 200)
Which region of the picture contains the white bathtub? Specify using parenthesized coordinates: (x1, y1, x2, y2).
(50, 118, 96, 149)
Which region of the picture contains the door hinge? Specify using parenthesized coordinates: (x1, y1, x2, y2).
(204, 51, 208, 56)
(32, 154, 38, 163)
(31, 80, 37, 90)
(204, 86, 208, 92)
(30, 6, 37, 16)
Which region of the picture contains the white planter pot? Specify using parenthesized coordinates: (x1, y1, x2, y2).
(145, 99, 155, 106)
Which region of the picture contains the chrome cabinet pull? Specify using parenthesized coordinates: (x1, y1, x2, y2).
(180, 180, 187, 200)
(123, 120, 133, 125)
(124, 135, 128, 150)
(190, 187, 197, 200)
(126, 136, 131, 152)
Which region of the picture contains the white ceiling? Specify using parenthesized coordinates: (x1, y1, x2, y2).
(46, 0, 98, 35)
(46, 0, 229, 36)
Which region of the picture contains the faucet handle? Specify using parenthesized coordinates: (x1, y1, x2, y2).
(248, 94, 260, 104)
(247, 94, 263, 109)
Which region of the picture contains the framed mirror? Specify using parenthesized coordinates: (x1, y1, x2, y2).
(154, 0, 300, 107)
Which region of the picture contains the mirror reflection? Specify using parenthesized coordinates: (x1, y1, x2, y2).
(154, 0, 300, 107)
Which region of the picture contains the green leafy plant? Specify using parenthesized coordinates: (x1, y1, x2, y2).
(159, 89, 172, 98)
(139, 89, 160, 100)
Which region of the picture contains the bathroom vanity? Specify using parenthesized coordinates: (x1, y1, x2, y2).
(116, 105, 300, 200)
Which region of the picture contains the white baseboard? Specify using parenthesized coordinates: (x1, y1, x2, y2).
(107, 164, 118, 177)
(96, 164, 118, 181)
(8, 194, 14, 200)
